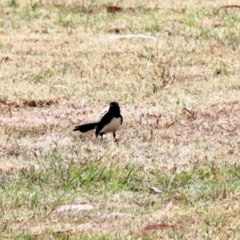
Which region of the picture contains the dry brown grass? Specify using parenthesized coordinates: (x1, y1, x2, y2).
(0, 0, 240, 239)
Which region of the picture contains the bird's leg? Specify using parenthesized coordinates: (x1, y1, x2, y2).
(113, 132, 119, 144)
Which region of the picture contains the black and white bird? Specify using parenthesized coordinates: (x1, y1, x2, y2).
(73, 102, 123, 140)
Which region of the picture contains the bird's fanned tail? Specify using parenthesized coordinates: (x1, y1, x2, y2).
(73, 122, 98, 132)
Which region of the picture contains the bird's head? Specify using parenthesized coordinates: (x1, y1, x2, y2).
(109, 102, 120, 113)
(110, 102, 119, 107)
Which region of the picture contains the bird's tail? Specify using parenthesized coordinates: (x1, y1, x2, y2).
(73, 122, 98, 132)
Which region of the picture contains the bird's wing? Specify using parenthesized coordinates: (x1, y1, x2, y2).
(95, 113, 112, 136)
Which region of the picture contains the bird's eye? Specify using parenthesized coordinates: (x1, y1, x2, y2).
(110, 102, 118, 107)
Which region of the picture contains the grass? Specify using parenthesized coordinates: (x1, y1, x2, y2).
(0, 0, 240, 239)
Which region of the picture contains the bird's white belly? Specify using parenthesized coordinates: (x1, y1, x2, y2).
(101, 117, 121, 133)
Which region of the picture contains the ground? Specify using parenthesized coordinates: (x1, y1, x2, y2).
(0, 0, 240, 239)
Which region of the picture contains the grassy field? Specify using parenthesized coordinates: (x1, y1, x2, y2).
(0, 0, 240, 239)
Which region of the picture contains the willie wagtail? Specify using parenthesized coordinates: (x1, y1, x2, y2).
(73, 102, 123, 140)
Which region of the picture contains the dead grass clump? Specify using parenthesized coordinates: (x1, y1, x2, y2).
(0, 98, 58, 108)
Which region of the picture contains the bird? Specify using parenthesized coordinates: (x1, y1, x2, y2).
(73, 102, 123, 140)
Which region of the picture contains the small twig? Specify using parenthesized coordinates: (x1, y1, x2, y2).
(138, 114, 143, 125)
(218, 124, 236, 132)
(183, 107, 192, 115)
(150, 129, 154, 141)
(8, 106, 13, 117)
(108, 34, 157, 41)
(183, 107, 197, 120)
(216, 5, 240, 13)
(166, 120, 177, 128)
